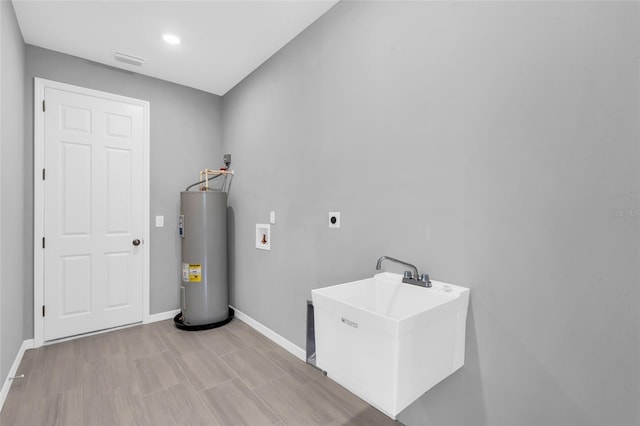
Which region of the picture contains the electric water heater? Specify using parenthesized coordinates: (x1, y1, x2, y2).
(175, 162, 234, 330)
(176, 189, 234, 330)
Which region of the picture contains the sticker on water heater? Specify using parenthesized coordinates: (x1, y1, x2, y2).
(188, 264, 202, 282)
(182, 263, 202, 282)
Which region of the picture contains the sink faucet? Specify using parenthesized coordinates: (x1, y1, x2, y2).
(376, 256, 431, 288)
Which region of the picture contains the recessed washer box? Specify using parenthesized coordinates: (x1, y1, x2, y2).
(256, 224, 271, 250)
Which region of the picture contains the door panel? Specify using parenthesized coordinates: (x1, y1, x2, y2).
(60, 254, 91, 317)
(60, 142, 92, 235)
(61, 105, 91, 133)
(44, 87, 144, 341)
(106, 113, 132, 138)
(105, 252, 131, 309)
(106, 148, 132, 234)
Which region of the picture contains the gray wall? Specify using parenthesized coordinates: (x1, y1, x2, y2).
(0, 0, 26, 382)
(24, 46, 223, 331)
(222, 2, 639, 425)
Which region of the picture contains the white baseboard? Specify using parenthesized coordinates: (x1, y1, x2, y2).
(145, 309, 181, 324)
(144, 307, 306, 362)
(0, 339, 34, 412)
(231, 306, 306, 361)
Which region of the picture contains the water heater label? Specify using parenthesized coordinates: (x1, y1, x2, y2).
(182, 263, 202, 282)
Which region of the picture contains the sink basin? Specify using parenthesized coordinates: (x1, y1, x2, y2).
(311, 272, 470, 418)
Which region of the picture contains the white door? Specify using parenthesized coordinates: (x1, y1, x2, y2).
(41, 83, 146, 341)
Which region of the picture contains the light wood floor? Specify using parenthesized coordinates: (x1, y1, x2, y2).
(0, 318, 401, 426)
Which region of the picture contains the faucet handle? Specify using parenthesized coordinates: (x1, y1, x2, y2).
(420, 274, 432, 287)
(403, 271, 414, 280)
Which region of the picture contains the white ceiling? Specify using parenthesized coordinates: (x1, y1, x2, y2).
(12, 0, 338, 95)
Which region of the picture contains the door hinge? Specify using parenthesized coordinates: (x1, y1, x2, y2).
(42, 305, 45, 317)
(42, 237, 45, 249)
(42, 168, 46, 180)
(42, 100, 46, 112)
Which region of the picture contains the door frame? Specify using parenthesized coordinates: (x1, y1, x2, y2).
(33, 78, 150, 348)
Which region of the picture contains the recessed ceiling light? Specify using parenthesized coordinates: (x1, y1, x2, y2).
(163, 34, 181, 45)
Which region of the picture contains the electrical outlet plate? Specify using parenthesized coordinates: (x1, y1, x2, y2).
(256, 224, 271, 250)
(329, 212, 340, 228)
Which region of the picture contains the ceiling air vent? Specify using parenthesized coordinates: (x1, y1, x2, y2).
(113, 51, 145, 67)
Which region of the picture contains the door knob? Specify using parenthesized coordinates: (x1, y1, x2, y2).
(132, 239, 141, 246)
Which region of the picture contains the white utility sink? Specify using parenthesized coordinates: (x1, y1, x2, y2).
(312, 272, 470, 419)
